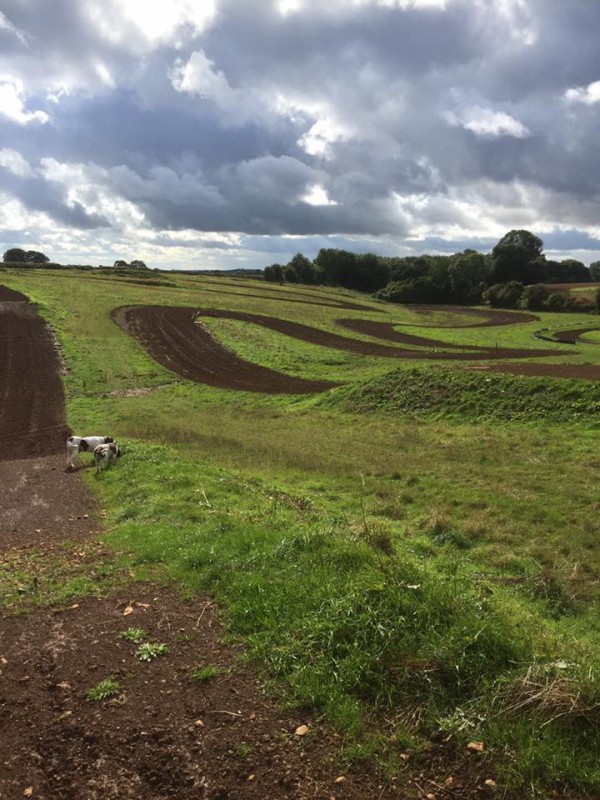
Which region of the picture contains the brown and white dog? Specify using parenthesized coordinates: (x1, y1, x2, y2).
(66, 435, 114, 470)
(93, 442, 121, 472)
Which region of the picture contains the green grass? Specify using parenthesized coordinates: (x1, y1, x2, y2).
(3, 266, 600, 795)
(192, 665, 221, 682)
(86, 677, 121, 701)
(323, 364, 600, 423)
(135, 642, 169, 661)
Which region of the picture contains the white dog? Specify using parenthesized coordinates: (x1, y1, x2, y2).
(93, 442, 121, 472)
(66, 435, 114, 470)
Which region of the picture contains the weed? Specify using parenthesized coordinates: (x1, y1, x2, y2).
(87, 677, 121, 701)
(136, 642, 169, 661)
(192, 665, 221, 682)
(233, 742, 253, 758)
(118, 627, 147, 643)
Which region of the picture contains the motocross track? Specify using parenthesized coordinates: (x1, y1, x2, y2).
(114, 305, 563, 394)
(0, 286, 495, 800)
(1, 286, 592, 799)
(0, 287, 70, 460)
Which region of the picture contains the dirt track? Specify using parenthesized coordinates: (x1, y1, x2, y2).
(0, 287, 438, 800)
(112, 306, 338, 394)
(115, 306, 561, 393)
(1, 285, 591, 798)
(0, 286, 69, 460)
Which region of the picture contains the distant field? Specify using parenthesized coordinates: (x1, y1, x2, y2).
(2, 266, 600, 796)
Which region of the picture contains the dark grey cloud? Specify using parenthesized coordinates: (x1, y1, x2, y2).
(1, 0, 600, 268)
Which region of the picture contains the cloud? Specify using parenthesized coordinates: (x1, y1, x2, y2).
(0, 0, 600, 267)
(0, 147, 34, 177)
(444, 107, 530, 138)
(565, 80, 600, 106)
(0, 78, 48, 124)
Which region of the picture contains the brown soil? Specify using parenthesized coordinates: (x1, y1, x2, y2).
(115, 306, 560, 394)
(0, 288, 69, 460)
(112, 306, 337, 394)
(1, 588, 404, 800)
(551, 326, 600, 344)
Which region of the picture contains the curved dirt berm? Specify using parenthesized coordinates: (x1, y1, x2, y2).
(551, 326, 600, 344)
(113, 305, 337, 394)
(116, 305, 564, 393)
(407, 305, 539, 327)
(0, 286, 70, 460)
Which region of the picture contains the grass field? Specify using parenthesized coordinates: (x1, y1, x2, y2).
(3, 266, 600, 796)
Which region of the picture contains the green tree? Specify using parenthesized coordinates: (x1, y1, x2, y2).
(314, 248, 356, 286)
(590, 261, 600, 281)
(283, 265, 300, 283)
(353, 253, 390, 293)
(377, 276, 437, 304)
(130, 259, 147, 269)
(288, 253, 316, 284)
(3, 248, 27, 263)
(448, 250, 489, 303)
(483, 281, 524, 309)
(25, 250, 50, 264)
(519, 283, 551, 311)
(113, 259, 128, 267)
(490, 230, 544, 284)
(264, 264, 284, 282)
(547, 292, 569, 312)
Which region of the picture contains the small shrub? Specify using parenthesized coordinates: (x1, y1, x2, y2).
(136, 642, 169, 661)
(193, 665, 221, 682)
(87, 677, 121, 701)
(118, 627, 147, 643)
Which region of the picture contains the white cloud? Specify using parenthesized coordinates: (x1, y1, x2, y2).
(0, 148, 34, 177)
(0, 11, 28, 45)
(171, 51, 234, 104)
(85, 0, 217, 48)
(0, 78, 48, 125)
(564, 80, 600, 106)
(444, 106, 530, 138)
(40, 158, 146, 229)
(302, 184, 337, 206)
(298, 118, 348, 157)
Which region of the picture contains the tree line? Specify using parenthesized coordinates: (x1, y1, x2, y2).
(264, 230, 600, 311)
(2, 249, 148, 270)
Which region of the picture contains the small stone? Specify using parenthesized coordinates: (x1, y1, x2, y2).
(334, 776, 346, 784)
(295, 724, 309, 736)
(485, 779, 497, 788)
(194, 719, 205, 727)
(467, 741, 485, 752)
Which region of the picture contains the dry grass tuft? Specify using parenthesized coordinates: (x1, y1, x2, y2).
(496, 666, 600, 728)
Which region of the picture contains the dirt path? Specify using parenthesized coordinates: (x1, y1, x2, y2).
(0, 288, 69, 459)
(115, 306, 561, 394)
(112, 306, 338, 394)
(0, 289, 405, 799)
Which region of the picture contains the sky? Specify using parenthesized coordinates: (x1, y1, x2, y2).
(1, 0, 600, 271)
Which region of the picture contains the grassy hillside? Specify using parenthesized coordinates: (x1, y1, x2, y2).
(3, 266, 600, 796)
